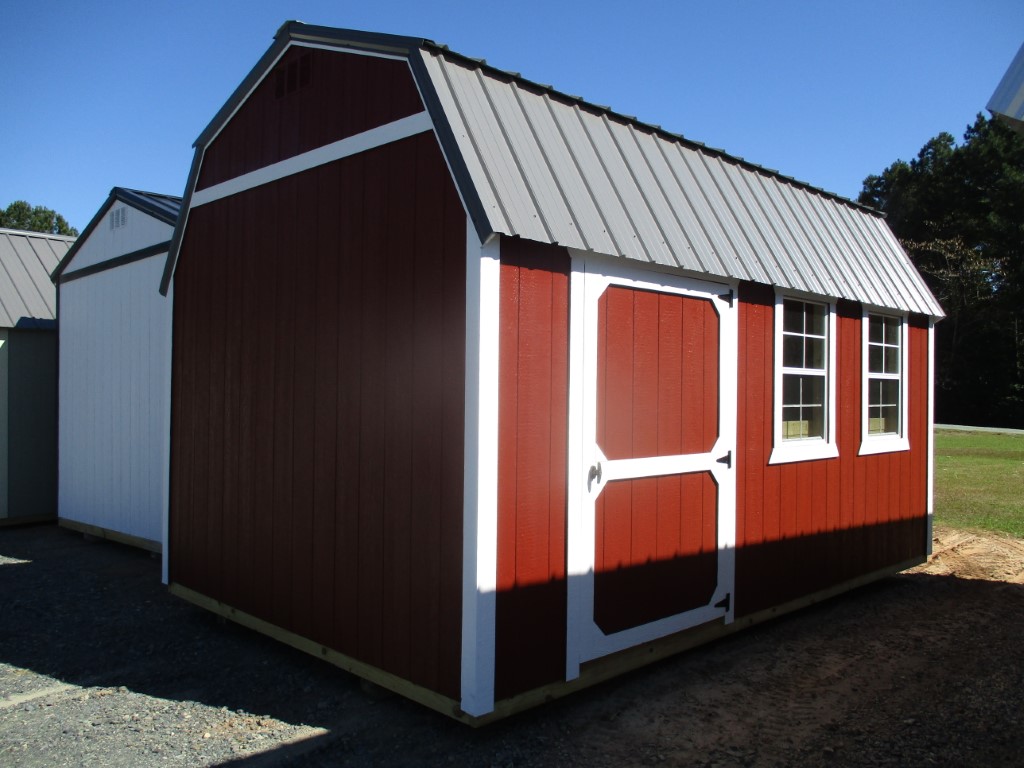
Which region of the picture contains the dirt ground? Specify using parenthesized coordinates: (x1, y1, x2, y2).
(1, 523, 1022, 767)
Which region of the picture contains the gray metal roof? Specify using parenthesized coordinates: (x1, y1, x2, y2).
(162, 22, 943, 317)
(420, 48, 943, 317)
(0, 228, 72, 329)
(988, 41, 1024, 132)
(52, 188, 181, 281)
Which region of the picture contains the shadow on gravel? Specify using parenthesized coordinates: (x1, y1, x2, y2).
(2, 524, 1023, 767)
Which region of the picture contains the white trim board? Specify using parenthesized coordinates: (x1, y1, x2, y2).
(190, 111, 433, 208)
(459, 224, 500, 717)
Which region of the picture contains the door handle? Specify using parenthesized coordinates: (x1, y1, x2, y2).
(588, 461, 602, 490)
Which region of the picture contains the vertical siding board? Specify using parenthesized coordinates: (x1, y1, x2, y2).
(191, 211, 215, 595)
(631, 290, 660, 458)
(407, 139, 447, 689)
(309, 164, 339, 649)
(357, 148, 387, 668)
(657, 295, 683, 457)
(251, 183, 278, 619)
(220, 193, 244, 609)
(437, 171, 465, 699)
(381, 139, 416, 680)
(289, 174, 319, 642)
(271, 176, 298, 630)
(334, 155, 364, 656)
(235, 189, 259, 617)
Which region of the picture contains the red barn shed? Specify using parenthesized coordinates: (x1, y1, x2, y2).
(161, 22, 944, 723)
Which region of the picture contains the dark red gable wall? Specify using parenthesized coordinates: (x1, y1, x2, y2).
(735, 282, 929, 617)
(196, 47, 423, 191)
(495, 238, 570, 700)
(170, 129, 466, 699)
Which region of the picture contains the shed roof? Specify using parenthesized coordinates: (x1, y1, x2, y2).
(52, 188, 182, 282)
(988, 41, 1024, 132)
(163, 22, 943, 318)
(0, 228, 73, 329)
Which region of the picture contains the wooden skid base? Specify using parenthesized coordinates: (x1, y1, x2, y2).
(170, 556, 924, 726)
(59, 518, 161, 554)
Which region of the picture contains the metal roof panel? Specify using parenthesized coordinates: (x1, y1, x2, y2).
(0, 228, 71, 328)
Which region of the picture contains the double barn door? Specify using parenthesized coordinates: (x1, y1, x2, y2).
(566, 255, 737, 677)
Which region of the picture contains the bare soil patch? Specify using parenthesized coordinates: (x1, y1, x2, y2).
(2, 524, 1022, 767)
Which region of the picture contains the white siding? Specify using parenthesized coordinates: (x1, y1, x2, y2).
(57, 255, 172, 547)
(64, 206, 172, 272)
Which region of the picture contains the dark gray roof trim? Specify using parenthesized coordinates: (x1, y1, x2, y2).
(52, 188, 181, 282)
(60, 241, 171, 285)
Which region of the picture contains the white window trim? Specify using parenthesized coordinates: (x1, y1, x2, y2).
(769, 291, 839, 465)
(858, 307, 910, 456)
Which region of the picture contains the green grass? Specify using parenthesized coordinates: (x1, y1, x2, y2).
(934, 428, 1024, 538)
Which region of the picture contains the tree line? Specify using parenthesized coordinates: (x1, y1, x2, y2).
(859, 114, 1024, 429)
(0, 200, 78, 236)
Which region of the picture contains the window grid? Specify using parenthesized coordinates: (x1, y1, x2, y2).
(781, 299, 828, 441)
(867, 314, 901, 435)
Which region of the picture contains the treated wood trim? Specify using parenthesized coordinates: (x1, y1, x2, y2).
(58, 242, 170, 285)
(169, 583, 467, 722)
(58, 518, 161, 554)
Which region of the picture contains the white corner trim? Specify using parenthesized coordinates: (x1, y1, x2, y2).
(190, 111, 433, 208)
(460, 223, 500, 717)
(768, 291, 839, 465)
(858, 308, 911, 456)
(926, 320, 936, 555)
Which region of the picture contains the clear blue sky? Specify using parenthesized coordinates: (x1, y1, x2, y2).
(2, 0, 1022, 232)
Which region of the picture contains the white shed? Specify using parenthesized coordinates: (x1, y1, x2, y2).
(52, 188, 180, 554)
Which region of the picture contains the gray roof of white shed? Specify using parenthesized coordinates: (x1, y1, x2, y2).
(0, 228, 73, 329)
(165, 22, 943, 318)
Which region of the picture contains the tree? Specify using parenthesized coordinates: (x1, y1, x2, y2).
(0, 200, 78, 236)
(860, 114, 1024, 427)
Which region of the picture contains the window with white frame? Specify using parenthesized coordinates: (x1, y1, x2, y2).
(860, 310, 910, 454)
(770, 295, 838, 464)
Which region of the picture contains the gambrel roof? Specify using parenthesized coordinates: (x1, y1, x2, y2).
(163, 22, 943, 318)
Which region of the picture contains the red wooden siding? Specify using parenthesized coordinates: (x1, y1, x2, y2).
(495, 238, 570, 700)
(735, 282, 929, 617)
(592, 288, 720, 633)
(170, 129, 466, 699)
(196, 47, 423, 191)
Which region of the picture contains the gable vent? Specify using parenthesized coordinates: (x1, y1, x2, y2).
(274, 53, 312, 99)
(109, 207, 127, 230)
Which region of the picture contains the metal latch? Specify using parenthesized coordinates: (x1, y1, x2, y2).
(588, 461, 602, 490)
(716, 451, 732, 469)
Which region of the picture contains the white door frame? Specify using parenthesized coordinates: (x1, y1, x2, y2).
(565, 250, 738, 680)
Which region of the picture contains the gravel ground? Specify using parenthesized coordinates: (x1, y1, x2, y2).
(1, 523, 1022, 767)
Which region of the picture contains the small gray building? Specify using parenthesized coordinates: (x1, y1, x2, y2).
(0, 227, 74, 524)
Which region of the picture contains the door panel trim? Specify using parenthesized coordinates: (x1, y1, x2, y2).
(566, 250, 738, 679)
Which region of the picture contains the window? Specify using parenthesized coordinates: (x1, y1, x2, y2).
(770, 295, 838, 464)
(860, 310, 909, 455)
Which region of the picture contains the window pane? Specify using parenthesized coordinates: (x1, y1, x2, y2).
(869, 346, 883, 373)
(880, 379, 899, 406)
(884, 317, 900, 345)
(805, 338, 825, 369)
(868, 379, 882, 408)
(783, 299, 803, 333)
(803, 375, 824, 407)
(869, 315, 883, 343)
(806, 404, 824, 438)
(783, 374, 801, 406)
(806, 303, 826, 336)
(884, 347, 899, 374)
(783, 336, 803, 368)
(879, 406, 899, 434)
